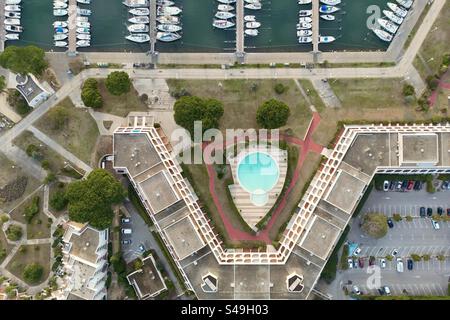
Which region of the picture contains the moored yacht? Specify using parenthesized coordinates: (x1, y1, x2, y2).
(122, 0, 149, 7)
(299, 10, 312, 17)
(244, 3, 261, 10)
(298, 36, 312, 43)
(130, 16, 150, 24)
(218, 4, 234, 11)
(373, 28, 393, 42)
(387, 2, 407, 18)
(320, 14, 335, 21)
(129, 8, 150, 16)
(156, 32, 181, 42)
(125, 33, 150, 43)
(378, 18, 398, 34)
(244, 15, 255, 22)
(319, 5, 340, 14)
(212, 19, 235, 29)
(320, 0, 341, 5)
(319, 35, 336, 43)
(157, 24, 182, 32)
(396, 0, 413, 9)
(244, 29, 258, 36)
(128, 23, 150, 32)
(54, 41, 68, 47)
(5, 33, 19, 40)
(383, 10, 403, 24)
(245, 21, 261, 29)
(215, 11, 235, 19)
(297, 29, 312, 37)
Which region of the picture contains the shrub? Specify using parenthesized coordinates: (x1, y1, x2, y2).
(24, 196, 40, 223)
(81, 78, 103, 109)
(411, 254, 422, 262)
(41, 160, 50, 170)
(425, 75, 439, 91)
(256, 99, 291, 129)
(402, 84, 415, 97)
(6, 224, 23, 241)
(44, 172, 56, 184)
(274, 83, 288, 94)
(7, 89, 31, 116)
(392, 213, 402, 222)
(105, 71, 131, 96)
(49, 190, 68, 211)
(23, 263, 44, 284)
(422, 254, 430, 261)
(386, 255, 393, 261)
(405, 216, 413, 222)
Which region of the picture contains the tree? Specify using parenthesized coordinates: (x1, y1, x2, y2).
(65, 169, 125, 229)
(274, 83, 288, 94)
(6, 224, 23, 241)
(0, 45, 48, 76)
(256, 99, 291, 129)
(105, 71, 131, 96)
(402, 83, 415, 97)
(173, 96, 224, 136)
(81, 78, 103, 109)
(23, 263, 44, 284)
(361, 213, 388, 239)
(47, 105, 69, 130)
(24, 196, 40, 223)
(0, 75, 6, 92)
(7, 89, 31, 116)
(49, 190, 68, 211)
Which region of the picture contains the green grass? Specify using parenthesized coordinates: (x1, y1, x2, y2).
(34, 98, 99, 164)
(298, 79, 326, 113)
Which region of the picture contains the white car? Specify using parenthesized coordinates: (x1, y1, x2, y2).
(352, 285, 361, 295)
(383, 286, 391, 295)
(353, 247, 361, 256)
(383, 180, 389, 191)
(391, 249, 399, 256)
(431, 219, 440, 230)
(396, 257, 404, 273)
(380, 258, 386, 269)
(348, 258, 354, 269)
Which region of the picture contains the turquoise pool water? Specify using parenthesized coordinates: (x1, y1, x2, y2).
(237, 152, 279, 195)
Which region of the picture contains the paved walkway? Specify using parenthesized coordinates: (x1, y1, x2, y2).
(2, 142, 47, 181)
(203, 112, 324, 243)
(311, 79, 342, 108)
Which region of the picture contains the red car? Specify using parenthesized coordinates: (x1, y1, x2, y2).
(407, 181, 414, 191)
(358, 257, 365, 268)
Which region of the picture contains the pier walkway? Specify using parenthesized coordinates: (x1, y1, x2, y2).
(235, 0, 244, 55)
(312, 0, 319, 54)
(67, 0, 77, 55)
(149, 0, 157, 53)
(0, 0, 5, 52)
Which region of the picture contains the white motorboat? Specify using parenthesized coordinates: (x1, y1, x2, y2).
(5, 11, 21, 18)
(245, 21, 260, 29)
(396, 0, 413, 9)
(320, 14, 335, 21)
(387, 2, 407, 18)
(130, 16, 150, 24)
(299, 17, 312, 23)
(373, 28, 393, 42)
(319, 35, 336, 43)
(157, 23, 182, 32)
(4, 18, 20, 25)
(5, 5, 21, 12)
(157, 15, 179, 24)
(122, 0, 149, 8)
(128, 23, 150, 32)
(54, 27, 68, 33)
(53, 33, 68, 41)
(54, 9, 68, 16)
(54, 41, 68, 47)
(298, 0, 312, 4)
(5, 25, 23, 32)
(77, 16, 89, 22)
(244, 3, 261, 10)
(217, 0, 236, 3)
(244, 0, 260, 4)
(5, 33, 19, 40)
(378, 18, 398, 34)
(76, 40, 90, 47)
(157, 6, 182, 16)
(212, 19, 235, 29)
(215, 11, 235, 19)
(125, 33, 150, 43)
(298, 36, 312, 43)
(77, 21, 90, 28)
(244, 29, 258, 36)
(299, 10, 312, 17)
(297, 22, 312, 30)
(383, 10, 403, 25)
(5, 0, 21, 4)
(53, 21, 68, 28)
(156, 32, 181, 42)
(77, 0, 91, 4)
(53, 2, 68, 9)
(244, 15, 255, 22)
(76, 27, 90, 34)
(218, 4, 234, 11)
(77, 34, 91, 40)
(320, 0, 341, 5)
(77, 8, 92, 16)
(156, 0, 174, 6)
(319, 5, 340, 14)
(129, 8, 150, 16)
(297, 29, 312, 37)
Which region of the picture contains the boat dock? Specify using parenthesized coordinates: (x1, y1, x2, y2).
(235, 0, 244, 55)
(312, 0, 319, 53)
(67, 0, 77, 54)
(149, 0, 157, 54)
(0, 0, 5, 52)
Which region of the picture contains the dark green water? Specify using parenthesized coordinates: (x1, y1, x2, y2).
(10, 0, 391, 53)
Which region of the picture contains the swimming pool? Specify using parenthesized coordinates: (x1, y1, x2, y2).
(237, 152, 280, 206)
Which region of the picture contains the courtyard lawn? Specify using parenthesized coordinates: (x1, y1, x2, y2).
(34, 98, 99, 165)
(166, 79, 313, 138)
(10, 187, 51, 240)
(97, 79, 149, 117)
(6, 243, 51, 286)
(413, 1, 450, 79)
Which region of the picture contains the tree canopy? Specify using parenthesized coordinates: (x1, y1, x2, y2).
(105, 71, 131, 96)
(0, 46, 48, 76)
(173, 96, 224, 136)
(23, 263, 44, 284)
(65, 169, 126, 230)
(361, 213, 388, 239)
(256, 99, 290, 129)
(81, 78, 103, 109)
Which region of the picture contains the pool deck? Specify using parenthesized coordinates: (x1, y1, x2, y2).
(236, 0, 244, 54)
(68, 0, 77, 54)
(149, 0, 156, 53)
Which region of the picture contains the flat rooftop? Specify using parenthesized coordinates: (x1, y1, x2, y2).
(139, 171, 179, 214)
(67, 228, 100, 264)
(127, 256, 166, 299)
(163, 216, 205, 261)
(325, 169, 367, 214)
(113, 133, 161, 177)
(440, 133, 450, 166)
(299, 216, 341, 260)
(400, 133, 438, 164)
(234, 265, 270, 300)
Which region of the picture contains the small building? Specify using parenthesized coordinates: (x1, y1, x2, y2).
(127, 255, 167, 300)
(53, 222, 109, 300)
(15, 74, 51, 108)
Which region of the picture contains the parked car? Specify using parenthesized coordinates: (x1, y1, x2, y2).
(432, 219, 440, 230)
(138, 244, 145, 252)
(353, 260, 358, 269)
(383, 180, 389, 192)
(413, 180, 421, 190)
(442, 181, 449, 190)
(396, 258, 404, 273)
(348, 258, 354, 269)
(387, 218, 394, 229)
(358, 257, 365, 268)
(407, 259, 414, 270)
(420, 207, 426, 218)
(369, 256, 375, 266)
(121, 239, 132, 245)
(121, 217, 131, 224)
(401, 180, 408, 191)
(391, 249, 399, 257)
(383, 286, 391, 295)
(447, 208, 450, 216)
(380, 258, 386, 269)
(352, 286, 361, 295)
(389, 181, 396, 191)
(121, 228, 132, 235)
(353, 247, 362, 256)
(396, 181, 403, 191)
(427, 207, 433, 217)
(437, 207, 443, 216)
(407, 180, 414, 191)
